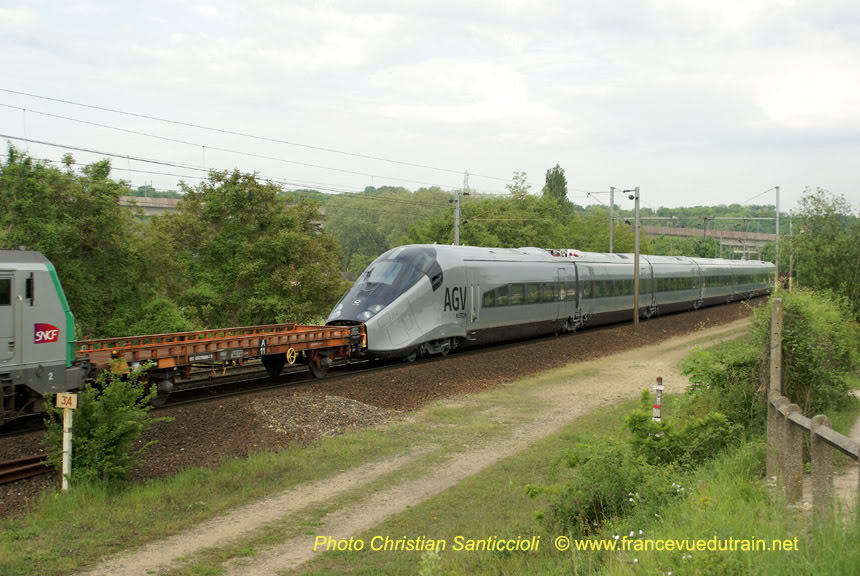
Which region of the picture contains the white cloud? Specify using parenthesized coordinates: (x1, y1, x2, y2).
(0, 6, 36, 33)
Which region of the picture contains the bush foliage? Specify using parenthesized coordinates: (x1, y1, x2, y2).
(752, 289, 858, 416)
(43, 365, 169, 484)
(527, 395, 739, 536)
(683, 289, 858, 428)
(625, 409, 742, 469)
(681, 337, 764, 431)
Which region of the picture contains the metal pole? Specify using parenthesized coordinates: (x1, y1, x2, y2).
(633, 187, 640, 333)
(455, 172, 467, 246)
(788, 213, 793, 291)
(609, 187, 615, 253)
(653, 376, 663, 422)
(775, 186, 780, 280)
(62, 407, 73, 491)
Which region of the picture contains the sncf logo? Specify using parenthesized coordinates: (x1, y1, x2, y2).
(35, 323, 60, 344)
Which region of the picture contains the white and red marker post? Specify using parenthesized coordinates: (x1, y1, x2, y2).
(652, 377, 663, 423)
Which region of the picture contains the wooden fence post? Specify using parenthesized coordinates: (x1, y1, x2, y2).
(810, 415, 833, 524)
(767, 298, 784, 481)
(783, 403, 804, 504)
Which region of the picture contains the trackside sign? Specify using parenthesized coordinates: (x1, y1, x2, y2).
(35, 323, 60, 344)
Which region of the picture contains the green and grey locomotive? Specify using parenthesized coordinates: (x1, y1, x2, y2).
(1, 250, 82, 425)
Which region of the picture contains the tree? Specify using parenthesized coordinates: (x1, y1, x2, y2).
(789, 188, 860, 318)
(542, 164, 569, 208)
(506, 171, 531, 200)
(0, 147, 188, 337)
(159, 170, 349, 326)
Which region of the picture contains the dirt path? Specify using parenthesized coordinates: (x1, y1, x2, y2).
(78, 455, 422, 576)
(77, 318, 750, 576)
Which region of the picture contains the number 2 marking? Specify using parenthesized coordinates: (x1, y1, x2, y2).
(48, 372, 53, 381)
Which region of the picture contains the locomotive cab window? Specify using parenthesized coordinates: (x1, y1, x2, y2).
(0, 278, 10, 306)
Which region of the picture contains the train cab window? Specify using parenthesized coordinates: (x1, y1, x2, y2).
(511, 284, 524, 305)
(526, 283, 540, 304)
(0, 278, 10, 306)
(483, 290, 496, 308)
(541, 282, 554, 302)
(497, 285, 510, 306)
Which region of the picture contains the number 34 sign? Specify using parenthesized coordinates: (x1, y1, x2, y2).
(55, 392, 78, 409)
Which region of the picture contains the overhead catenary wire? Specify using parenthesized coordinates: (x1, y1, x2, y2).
(733, 186, 777, 207)
(0, 87, 510, 182)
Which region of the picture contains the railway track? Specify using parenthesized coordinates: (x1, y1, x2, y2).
(0, 454, 51, 484)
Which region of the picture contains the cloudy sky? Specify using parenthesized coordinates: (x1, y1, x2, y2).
(1, 0, 859, 210)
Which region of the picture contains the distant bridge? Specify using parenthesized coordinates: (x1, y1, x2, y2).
(642, 226, 776, 259)
(119, 196, 179, 216)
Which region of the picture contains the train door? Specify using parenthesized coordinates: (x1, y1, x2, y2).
(0, 271, 13, 362)
(466, 266, 480, 327)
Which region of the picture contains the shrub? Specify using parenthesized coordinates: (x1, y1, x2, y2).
(43, 364, 170, 485)
(626, 409, 742, 469)
(752, 289, 858, 416)
(681, 338, 763, 431)
(526, 439, 683, 536)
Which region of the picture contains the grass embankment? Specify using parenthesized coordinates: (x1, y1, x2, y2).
(297, 394, 860, 576)
(298, 363, 860, 576)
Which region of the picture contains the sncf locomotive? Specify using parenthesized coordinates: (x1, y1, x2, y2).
(1, 250, 83, 424)
(327, 244, 774, 360)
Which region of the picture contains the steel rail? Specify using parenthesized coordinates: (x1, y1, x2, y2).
(0, 454, 51, 484)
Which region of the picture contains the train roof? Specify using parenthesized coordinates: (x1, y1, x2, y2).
(426, 244, 558, 262)
(0, 250, 49, 265)
(395, 244, 775, 268)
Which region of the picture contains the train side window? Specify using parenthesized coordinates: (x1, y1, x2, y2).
(497, 285, 510, 306)
(627, 279, 634, 294)
(0, 278, 10, 305)
(583, 279, 593, 298)
(511, 284, 524, 305)
(483, 290, 495, 308)
(541, 282, 554, 302)
(526, 283, 539, 304)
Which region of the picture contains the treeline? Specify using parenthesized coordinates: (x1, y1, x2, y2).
(3, 148, 858, 337)
(0, 148, 346, 338)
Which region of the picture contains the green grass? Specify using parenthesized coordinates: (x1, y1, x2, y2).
(295, 394, 860, 576)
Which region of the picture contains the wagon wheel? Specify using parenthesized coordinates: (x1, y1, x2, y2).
(308, 353, 329, 378)
(148, 378, 173, 407)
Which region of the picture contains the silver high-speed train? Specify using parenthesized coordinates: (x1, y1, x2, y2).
(326, 245, 774, 360)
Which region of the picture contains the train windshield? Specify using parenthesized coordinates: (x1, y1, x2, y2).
(327, 246, 441, 324)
